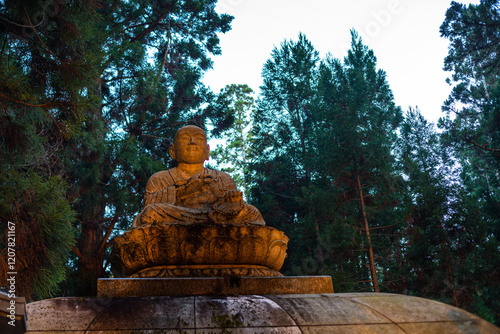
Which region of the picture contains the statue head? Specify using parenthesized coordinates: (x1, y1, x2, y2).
(169, 125, 210, 164)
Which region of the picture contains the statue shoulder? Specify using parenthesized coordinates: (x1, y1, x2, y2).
(145, 169, 178, 193)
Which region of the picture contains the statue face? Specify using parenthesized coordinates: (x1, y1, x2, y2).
(170, 125, 209, 164)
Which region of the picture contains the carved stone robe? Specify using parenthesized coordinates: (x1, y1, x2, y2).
(132, 167, 265, 228)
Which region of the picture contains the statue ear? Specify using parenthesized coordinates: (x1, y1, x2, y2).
(169, 144, 176, 160)
(205, 144, 210, 161)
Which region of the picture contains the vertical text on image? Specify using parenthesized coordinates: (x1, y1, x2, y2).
(6, 221, 17, 327)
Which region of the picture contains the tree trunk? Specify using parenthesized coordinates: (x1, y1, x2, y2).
(354, 161, 380, 292)
(447, 262, 459, 308)
(73, 80, 109, 296)
(314, 217, 325, 268)
(442, 240, 459, 308)
(76, 220, 105, 296)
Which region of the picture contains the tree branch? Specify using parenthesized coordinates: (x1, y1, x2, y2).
(149, 20, 170, 101)
(468, 138, 500, 152)
(142, 101, 177, 127)
(72, 245, 82, 258)
(369, 221, 402, 231)
(0, 11, 46, 28)
(130, 11, 169, 43)
(22, 1, 69, 62)
(95, 214, 119, 257)
(0, 93, 51, 107)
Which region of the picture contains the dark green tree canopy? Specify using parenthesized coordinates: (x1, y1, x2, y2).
(440, 0, 500, 155)
(209, 84, 255, 191)
(1, 0, 499, 325)
(0, 0, 233, 297)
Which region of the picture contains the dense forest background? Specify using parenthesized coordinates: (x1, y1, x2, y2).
(0, 0, 499, 325)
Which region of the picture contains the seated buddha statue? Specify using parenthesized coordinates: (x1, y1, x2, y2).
(132, 125, 265, 228)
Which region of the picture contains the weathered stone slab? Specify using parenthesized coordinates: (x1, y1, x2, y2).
(195, 328, 301, 334)
(0, 291, 27, 334)
(195, 295, 298, 328)
(338, 293, 486, 324)
(268, 294, 391, 326)
(26, 293, 500, 333)
(87, 296, 194, 331)
(399, 321, 496, 334)
(25, 297, 110, 331)
(300, 324, 405, 333)
(97, 276, 334, 297)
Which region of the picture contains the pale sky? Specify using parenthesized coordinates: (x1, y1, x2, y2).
(203, 0, 479, 123)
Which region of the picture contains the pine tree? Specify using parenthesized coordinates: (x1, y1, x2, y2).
(248, 33, 322, 275)
(438, 1, 500, 323)
(1, 0, 233, 296)
(65, 0, 233, 296)
(209, 84, 255, 192)
(0, 0, 103, 299)
(440, 0, 500, 155)
(397, 108, 500, 324)
(397, 108, 461, 304)
(439, 0, 500, 224)
(315, 31, 403, 292)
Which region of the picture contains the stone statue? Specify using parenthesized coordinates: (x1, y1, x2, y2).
(111, 125, 288, 278)
(132, 125, 265, 228)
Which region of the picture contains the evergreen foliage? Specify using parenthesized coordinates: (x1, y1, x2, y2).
(315, 31, 403, 292)
(397, 108, 460, 302)
(438, 0, 500, 322)
(1, 0, 233, 297)
(247, 25, 498, 323)
(0, 171, 74, 300)
(249, 31, 403, 292)
(0, 0, 102, 299)
(209, 84, 255, 191)
(249, 33, 320, 279)
(0, 0, 498, 325)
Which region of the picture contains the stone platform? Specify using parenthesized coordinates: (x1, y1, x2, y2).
(26, 293, 500, 333)
(0, 292, 27, 334)
(97, 276, 334, 297)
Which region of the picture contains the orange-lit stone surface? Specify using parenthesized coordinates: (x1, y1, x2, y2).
(110, 223, 289, 278)
(97, 276, 334, 297)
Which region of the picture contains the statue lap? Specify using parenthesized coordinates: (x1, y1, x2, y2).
(132, 167, 265, 228)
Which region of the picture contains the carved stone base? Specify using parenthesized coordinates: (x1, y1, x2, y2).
(110, 223, 289, 278)
(130, 264, 283, 278)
